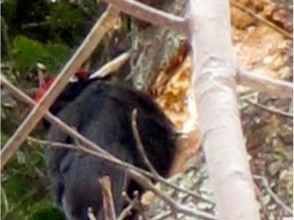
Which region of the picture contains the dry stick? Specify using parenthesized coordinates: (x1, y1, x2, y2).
(102, 0, 293, 40)
(30, 135, 217, 220)
(238, 70, 293, 99)
(253, 184, 270, 220)
(245, 99, 293, 119)
(231, 1, 292, 39)
(88, 208, 97, 220)
(1, 186, 9, 213)
(102, 0, 188, 35)
(1, 77, 214, 206)
(127, 170, 216, 220)
(116, 202, 136, 220)
(131, 109, 214, 205)
(0, 6, 119, 170)
(2, 82, 213, 208)
(2, 78, 215, 219)
(99, 176, 117, 220)
(132, 109, 186, 218)
(131, 109, 160, 177)
(0, 76, 118, 163)
(90, 52, 130, 79)
(253, 175, 293, 215)
(28, 137, 217, 220)
(117, 197, 138, 220)
(29, 136, 133, 176)
(2, 187, 42, 220)
(1, 77, 158, 186)
(102, 0, 293, 99)
(78, 148, 217, 220)
(120, 192, 148, 220)
(151, 211, 174, 220)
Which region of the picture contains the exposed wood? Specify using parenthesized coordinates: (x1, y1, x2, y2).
(100, 0, 293, 98)
(188, 0, 260, 219)
(126, 0, 187, 91)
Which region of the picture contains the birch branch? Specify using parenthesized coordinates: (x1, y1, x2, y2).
(1, 76, 213, 206)
(189, 0, 260, 219)
(0, 6, 119, 169)
(238, 70, 293, 99)
(101, 0, 293, 99)
(2, 76, 216, 219)
(245, 99, 293, 118)
(29, 137, 217, 220)
(102, 0, 188, 34)
(90, 52, 130, 79)
(99, 176, 116, 220)
(3, 77, 217, 219)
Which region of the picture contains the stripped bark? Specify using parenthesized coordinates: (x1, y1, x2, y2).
(127, 0, 188, 91)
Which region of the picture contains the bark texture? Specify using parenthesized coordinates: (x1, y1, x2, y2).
(129, 0, 187, 91)
(189, 0, 260, 219)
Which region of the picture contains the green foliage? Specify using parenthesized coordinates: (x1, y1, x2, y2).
(25, 201, 65, 220)
(11, 35, 70, 75)
(1, 0, 127, 219)
(1, 0, 17, 25)
(49, 2, 85, 30)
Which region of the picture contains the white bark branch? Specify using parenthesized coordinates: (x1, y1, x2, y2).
(238, 70, 293, 98)
(90, 52, 130, 79)
(188, 0, 260, 219)
(0, 76, 214, 206)
(101, 0, 293, 99)
(102, 0, 188, 34)
(0, 6, 119, 170)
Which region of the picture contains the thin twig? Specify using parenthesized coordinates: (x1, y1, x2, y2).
(131, 109, 160, 177)
(99, 176, 117, 220)
(151, 211, 174, 220)
(231, 1, 292, 39)
(102, 0, 292, 40)
(102, 0, 188, 35)
(88, 208, 97, 220)
(0, 75, 117, 164)
(253, 175, 293, 215)
(28, 137, 217, 220)
(0, 6, 120, 170)
(1, 76, 214, 206)
(2, 184, 49, 220)
(1, 186, 9, 213)
(238, 70, 293, 99)
(253, 183, 270, 220)
(245, 99, 293, 119)
(21, 21, 49, 29)
(117, 197, 138, 220)
(90, 52, 130, 79)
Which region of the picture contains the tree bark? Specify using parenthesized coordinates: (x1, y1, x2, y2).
(189, 0, 260, 219)
(129, 0, 187, 91)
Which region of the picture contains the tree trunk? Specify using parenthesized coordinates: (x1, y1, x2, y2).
(129, 0, 187, 91)
(189, 0, 260, 219)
